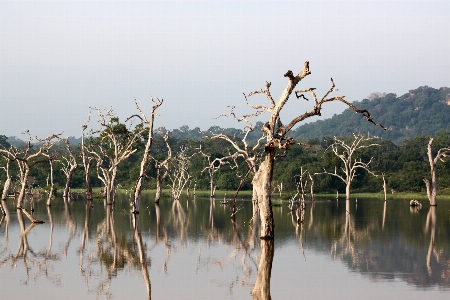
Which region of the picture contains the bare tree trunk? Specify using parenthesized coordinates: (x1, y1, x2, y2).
(46, 159, 54, 206)
(1, 177, 11, 201)
(253, 151, 275, 239)
(425, 138, 438, 206)
(422, 137, 450, 206)
(252, 185, 259, 219)
(63, 169, 74, 198)
(155, 167, 163, 203)
(345, 181, 351, 201)
(1, 199, 10, 224)
(382, 173, 387, 201)
(17, 166, 30, 209)
(130, 97, 163, 213)
(83, 158, 93, 201)
(209, 169, 216, 198)
(251, 239, 274, 300)
(309, 173, 315, 201)
(1, 158, 11, 201)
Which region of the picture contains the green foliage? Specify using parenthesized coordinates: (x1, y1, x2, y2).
(2, 131, 449, 195)
(290, 86, 450, 145)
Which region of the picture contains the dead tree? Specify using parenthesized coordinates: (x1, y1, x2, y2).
(60, 137, 78, 198)
(127, 96, 163, 212)
(198, 145, 238, 198)
(242, 62, 384, 239)
(167, 146, 192, 201)
(0, 155, 12, 201)
(422, 137, 450, 206)
(319, 134, 379, 200)
(85, 107, 142, 205)
(204, 107, 265, 215)
(81, 111, 94, 201)
(38, 137, 61, 206)
(0, 132, 60, 209)
(152, 133, 172, 203)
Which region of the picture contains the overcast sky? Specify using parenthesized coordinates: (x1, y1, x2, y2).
(1, 0, 449, 138)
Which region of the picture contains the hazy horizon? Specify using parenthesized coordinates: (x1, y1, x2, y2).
(1, 0, 449, 138)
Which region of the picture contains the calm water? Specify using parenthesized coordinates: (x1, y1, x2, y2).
(1, 193, 450, 299)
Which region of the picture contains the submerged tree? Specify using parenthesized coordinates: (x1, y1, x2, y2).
(167, 146, 193, 201)
(0, 132, 60, 209)
(0, 155, 12, 202)
(204, 107, 265, 215)
(152, 133, 172, 204)
(85, 108, 142, 205)
(81, 111, 94, 201)
(38, 136, 61, 206)
(319, 134, 379, 200)
(198, 145, 238, 198)
(422, 137, 450, 206)
(60, 137, 78, 198)
(240, 62, 384, 239)
(128, 96, 163, 213)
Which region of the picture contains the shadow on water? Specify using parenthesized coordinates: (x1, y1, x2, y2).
(0, 193, 450, 299)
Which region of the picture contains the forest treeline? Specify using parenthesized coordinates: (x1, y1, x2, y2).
(1, 130, 449, 196)
(289, 86, 450, 144)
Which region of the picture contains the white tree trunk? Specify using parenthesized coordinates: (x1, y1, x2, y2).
(252, 151, 275, 239)
(46, 159, 54, 206)
(209, 170, 216, 198)
(345, 181, 351, 200)
(63, 167, 75, 198)
(1, 177, 11, 200)
(155, 167, 163, 203)
(425, 138, 438, 206)
(17, 167, 30, 209)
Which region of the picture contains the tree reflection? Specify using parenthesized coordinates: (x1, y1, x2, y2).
(2, 209, 59, 286)
(132, 214, 151, 300)
(331, 200, 355, 260)
(251, 239, 274, 300)
(425, 206, 437, 276)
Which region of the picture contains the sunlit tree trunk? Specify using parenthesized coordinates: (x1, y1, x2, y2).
(46, 158, 55, 206)
(61, 138, 78, 199)
(1, 158, 11, 201)
(81, 122, 93, 201)
(155, 167, 163, 203)
(17, 166, 30, 209)
(422, 138, 450, 206)
(253, 151, 275, 239)
(130, 97, 163, 213)
(382, 173, 387, 201)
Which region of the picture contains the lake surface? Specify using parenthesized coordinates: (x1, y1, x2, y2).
(1, 193, 450, 299)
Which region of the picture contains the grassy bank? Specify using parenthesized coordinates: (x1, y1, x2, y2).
(64, 188, 450, 201)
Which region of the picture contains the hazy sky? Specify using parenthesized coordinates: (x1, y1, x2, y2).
(1, 0, 449, 138)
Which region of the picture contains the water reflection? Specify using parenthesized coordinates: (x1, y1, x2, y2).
(0, 195, 449, 299)
(251, 239, 274, 300)
(132, 214, 151, 300)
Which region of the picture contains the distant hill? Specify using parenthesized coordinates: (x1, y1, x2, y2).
(289, 86, 450, 144)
